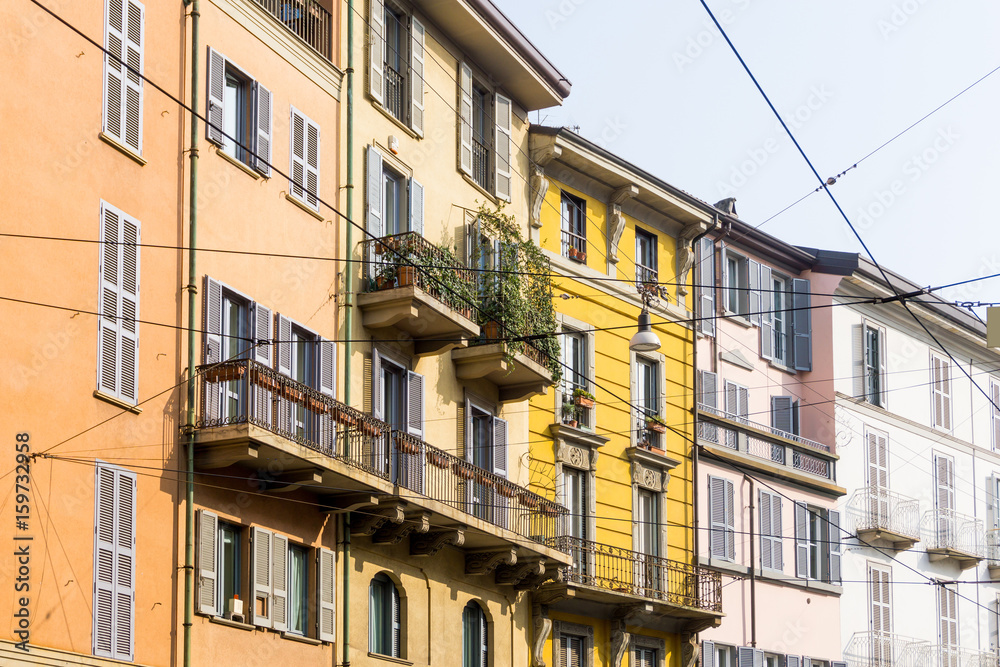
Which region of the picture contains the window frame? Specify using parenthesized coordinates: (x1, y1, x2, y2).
(462, 601, 489, 667)
(206, 47, 272, 177)
(552, 621, 594, 667)
(369, 572, 403, 657)
(285, 543, 309, 636)
(216, 520, 242, 616)
(560, 190, 587, 261)
(635, 227, 658, 292)
(559, 314, 596, 430)
(793, 503, 841, 584)
(722, 249, 749, 317)
(930, 351, 953, 431)
(629, 635, 666, 667)
(991, 377, 1000, 452)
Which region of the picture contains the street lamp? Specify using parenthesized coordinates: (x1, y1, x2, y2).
(629, 306, 660, 352)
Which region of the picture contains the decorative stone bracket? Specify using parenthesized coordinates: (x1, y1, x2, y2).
(607, 185, 638, 264)
(466, 548, 517, 575)
(409, 527, 465, 556)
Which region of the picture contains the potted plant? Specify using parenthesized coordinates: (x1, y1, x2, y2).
(562, 402, 579, 428)
(518, 492, 539, 509)
(569, 247, 586, 262)
(374, 262, 396, 290)
(453, 462, 475, 480)
(496, 482, 517, 498)
(398, 264, 416, 287)
(646, 415, 667, 434)
(427, 450, 450, 468)
(572, 388, 595, 409)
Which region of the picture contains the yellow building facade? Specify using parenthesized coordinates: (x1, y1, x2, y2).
(526, 127, 724, 667)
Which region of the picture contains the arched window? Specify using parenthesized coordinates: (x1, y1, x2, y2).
(369, 573, 401, 657)
(462, 601, 488, 667)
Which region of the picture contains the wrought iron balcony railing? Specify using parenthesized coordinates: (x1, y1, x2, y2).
(196, 358, 567, 548)
(253, 0, 332, 59)
(921, 508, 984, 558)
(472, 138, 490, 191)
(844, 632, 931, 667)
(384, 63, 404, 121)
(546, 536, 722, 613)
(987, 528, 1000, 567)
(361, 231, 476, 320)
(848, 486, 920, 542)
(636, 263, 658, 295)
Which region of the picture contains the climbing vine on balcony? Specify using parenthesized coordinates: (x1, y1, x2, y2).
(471, 202, 562, 385)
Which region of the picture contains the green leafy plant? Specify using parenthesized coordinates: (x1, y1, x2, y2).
(572, 388, 595, 401)
(562, 402, 579, 424)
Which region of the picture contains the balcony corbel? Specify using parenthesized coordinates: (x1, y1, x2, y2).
(318, 493, 380, 514)
(351, 503, 406, 536)
(496, 559, 545, 586)
(410, 527, 465, 557)
(466, 548, 517, 575)
(373, 512, 430, 545)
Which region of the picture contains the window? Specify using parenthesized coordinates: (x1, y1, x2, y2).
(289, 107, 321, 210)
(708, 476, 735, 561)
(103, 0, 144, 155)
(561, 191, 586, 261)
(931, 353, 952, 430)
(466, 399, 508, 524)
(551, 621, 593, 667)
(771, 396, 799, 436)
(633, 647, 657, 667)
(938, 583, 958, 651)
(371, 349, 425, 488)
(858, 322, 887, 407)
(794, 504, 841, 583)
(724, 380, 749, 449)
(217, 521, 242, 615)
(933, 453, 956, 546)
(365, 146, 424, 244)
(869, 564, 892, 646)
(635, 488, 661, 593)
(462, 602, 488, 667)
(97, 201, 141, 405)
(564, 467, 588, 573)
(93, 462, 136, 661)
(759, 490, 783, 571)
(562, 328, 592, 428)
(723, 250, 749, 315)
(635, 228, 658, 291)
(865, 429, 890, 526)
(630, 637, 665, 667)
(368, 0, 424, 134)
(370, 573, 402, 657)
(701, 642, 736, 667)
(770, 276, 790, 365)
(287, 544, 308, 636)
(206, 48, 272, 176)
(760, 273, 812, 371)
(560, 635, 584, 667)
(991, 378, 1000, 451)
(698, 237, 716, 336)
(633, 356, 662, 448)
(458, 62, 511, 200)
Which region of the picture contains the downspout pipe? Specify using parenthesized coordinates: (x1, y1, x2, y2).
(690, 213, 718, 561)
(343, 3, 355, 665)
(748, 474, 756, 647)
(182, 0, 200, 665)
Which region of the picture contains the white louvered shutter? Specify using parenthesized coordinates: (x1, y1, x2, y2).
(700, 371, 718, 409)
(759, 264, 773, 358)
(939, 585, 958, 647)
(289, 108, 320, 210)
(702, 642, 716, 667)
(251, 526, 272, 628)
(92, 463, 136, 661)
(786, 657, 800, 667)
(104, 0, 144, 154)
(877, 327, 888, 407)
(748, 259, 761, 326)
(991, 380, 1000, 450)
(409, 178, 424, 236)
(254, 81, 272, 176)
(870, 565, 891, 634)
(935, 454, 955, 513)
(458, 62, 473, 175)
(409, 17, 425, 136)
(724, 381, 738, 419)
(852, 324, 866, 398)
(407, 371, 424, 438)
(371, 350, 383, 421)
(738, 385, 749, 424)
(206, 47, 226, 145)
(724, 478, 735, 560)
(275, 314, 292, 376)
(699, 237, 716, 336)
(709, 476, 726, 559)
(317, 547, 336, 642)
(772, 396, 794, 435)
(932, 355, 952, 430)
(93, 465, 116, 658)
(319, 337, 336, 398)
(794, 502, 809, 578)
(197, 510, 218, 615)
(305, 117, 320, 209)
(114, 468, 136, 660)
(202, 277, 223, 421)
(494, 93, 512, 201)
(738, 646, 755, 667)
(791, 278, 812, 371)
(493, 417, 508, 478)
(252, 302, 272, 366)
(867, 430, 889, 490)
(97, 202, 140, 405)
(754, 649, 764, 667)
(368, 0, 384, 104)
(828, 509, 842, 583)
(367, 146, 384, 249)
(759, 490, 772, 570)
(271, 534, 288, 632)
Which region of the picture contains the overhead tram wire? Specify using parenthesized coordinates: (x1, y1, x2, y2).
(697, 0, 1000, 617)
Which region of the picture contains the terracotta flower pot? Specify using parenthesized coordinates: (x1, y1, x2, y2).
(398, 266, 416, 286)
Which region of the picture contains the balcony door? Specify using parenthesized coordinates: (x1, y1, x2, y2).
(866, 430, 889, 527)
(868, 564, 892, 666)
(470, 404, 494, 523)
(934, 454, 956, 547)
(220, 293, 249, 421)
(563, 467, 587, 578)
(635, 489, 660, 596)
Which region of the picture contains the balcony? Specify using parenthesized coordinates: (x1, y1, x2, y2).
(921, 509, 984, 569)
(844, 632, 931, 667)
(847, 486, 920, 550)
(538, 536, 723, 634)
(697, 404, 841, 491)
(359, 232, 479, 355)
(934, 647, 1000, 667)
(194, 359, 570, 569)
(988, 529, 1000, 580)
(253, 0, 332, 59)
(453, 337, 553, 402)
(384, 63, 404, 122)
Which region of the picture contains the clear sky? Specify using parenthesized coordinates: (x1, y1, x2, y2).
(496, 0, 1000, 312)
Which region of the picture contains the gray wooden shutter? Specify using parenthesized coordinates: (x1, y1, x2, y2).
(305, 117, 321, 209)
(407, 371, 424, 438)
(772, 396, 794, 434)
(275, 314, 292, 376)
(759, 265, 773, 359)
(493, 417, 508, 478)
(759, 489, 772, 570)
(771, 494, 783, 570)
(748, 259, 761, 326)
(317, 547, 336, 642)
(367, 146, 384, 242)
(319, 337, 336, 398)
(254, 81, 272, 176)
(991, 381, 1000, 450)
(792, 278, 811, 371)
(202, 277, 223, 421)
(252, 302, 273, 366)
(724, 478, 735, 560)
(495, 93, 512, 201)
(738, 646, 754, 667)
(409, 17, 425, 136)
(794, 502, 809, 577)
(738, 385, 749, 423)
(93, 463, 136, 661)
(206, 47, 226, 145)
(458, 62, 473, 175)
(409, 178, 424, 236)
(271, 533, 288, 632)
(368, 0, 384, 104)
(700, 370, 718, 409)
(878, 327, 888, 407)
(709, 476, 726, 558)
(699, 237, 716, 336)
(786, 658, 800, 667)
(372, 350, 383, 420)
(852, 324, 866, 398)
(828, 509, 842, 583)
(251, 526, 272, 628)
(197, 509, 219, 615)
(702, 642, 716, 667)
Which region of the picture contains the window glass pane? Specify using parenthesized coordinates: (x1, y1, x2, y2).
(218, 523, 240, 611)
(288, 545, 307, 634)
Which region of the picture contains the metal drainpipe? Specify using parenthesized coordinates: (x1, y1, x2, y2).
(342, 3, 355, 665)
(182, 0, 200, 664)
(748, 474, 756, 647)
(690, 213, 718, 561)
